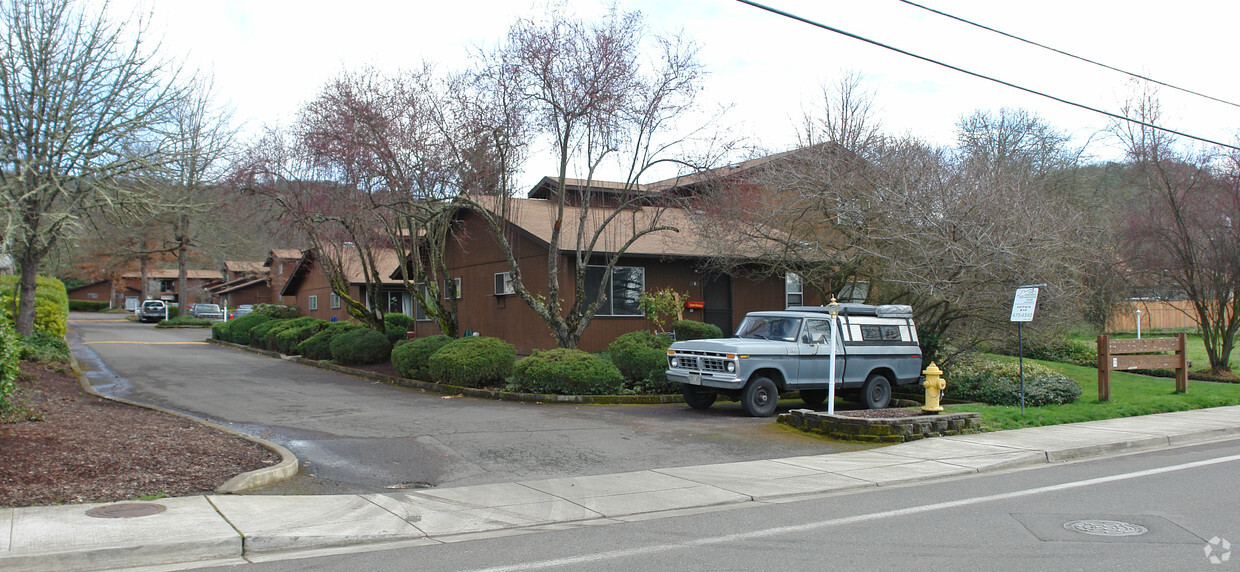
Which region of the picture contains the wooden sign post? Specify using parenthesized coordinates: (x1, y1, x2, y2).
(1096, 333, 1188, 402)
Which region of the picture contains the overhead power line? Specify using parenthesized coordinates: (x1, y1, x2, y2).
(898, 0, 1240, 110)
(734, 0, 1240, 152)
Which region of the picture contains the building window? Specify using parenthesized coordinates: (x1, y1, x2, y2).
(330, 293, 341, 309)
(384, 290, 407, 315)
(308, 295, 318, 311)
(786, 273, 803, 308)
(443, 277, 461, 300)
(838, 280, 869, 303)
(416, 284, 433, 321)
(494, 272, 514, 295)
(87, 293, 98, 299)
(583, 265, 644, 316)
(159, 279, 174, 292)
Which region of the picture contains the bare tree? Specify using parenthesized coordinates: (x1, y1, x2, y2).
(1113, 90, 1240, 373)
(455, 6, 723, 349)
(0, 0, 186, 335)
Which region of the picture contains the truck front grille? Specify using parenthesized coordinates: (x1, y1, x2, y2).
(670, 351, 730, 374)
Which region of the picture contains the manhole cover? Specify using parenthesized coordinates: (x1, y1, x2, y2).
(85, 502, 167, 519)
(1063, 519, 1149, 537)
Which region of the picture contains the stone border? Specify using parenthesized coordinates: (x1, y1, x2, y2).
(69, 356, 300, 493)
(207, 339, 687, 405)
(778, 408, 981, 443)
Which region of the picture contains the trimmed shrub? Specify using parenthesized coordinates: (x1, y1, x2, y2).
(158, 316, 212, 327)
(211, 320, 230, 341)
(249, 318, 291, 349)
(19, 332, 70, 364)
(69, 300, 110, 312)
(1022, 339, 1097, 368)
(674, 320, 724, 341)
(945, 355, 1082, 406)
(0, 275, 69, 338)
(329, 327, 392, 365)
(391, 334, 452, 381)
(426, 336, 515, 388)
(0, 321, 19, 412)
(384, 323, 407, 346)
(254, 303, 300, 320)
(226, 312, 274, 345)
(297, 322, 364, 360)
(273, 318, 329, 355)
(512, 349, 624, 395)
(384, 313, 417, 331)
(608, 330, 674, 392)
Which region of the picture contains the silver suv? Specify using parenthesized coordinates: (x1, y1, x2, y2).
(665, 304, 923, 416)
(137, 300, 168, 323)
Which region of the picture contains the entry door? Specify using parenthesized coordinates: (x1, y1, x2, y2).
(702, 275, 733, 335)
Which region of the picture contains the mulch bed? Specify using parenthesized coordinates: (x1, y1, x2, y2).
(0, 362, 279, 507)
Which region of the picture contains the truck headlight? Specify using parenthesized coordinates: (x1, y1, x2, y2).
(670, 357, 679, 368)
(726, 361, 736, 373)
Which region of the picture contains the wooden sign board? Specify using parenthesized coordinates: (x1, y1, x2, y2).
(1096, 333, 1187, 402)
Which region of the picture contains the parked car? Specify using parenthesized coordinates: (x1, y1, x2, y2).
(665, 303, 923, 416)
(193, 303, 224, 321)
(137, 300, 168, 323)
(229, 304, 254, 320)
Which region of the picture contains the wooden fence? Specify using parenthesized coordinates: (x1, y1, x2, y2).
(1107, 300, 1199, 332)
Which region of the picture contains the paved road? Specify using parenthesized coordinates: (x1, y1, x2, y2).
(213, 437, 1240, 571)
(68, 313, 873, 494)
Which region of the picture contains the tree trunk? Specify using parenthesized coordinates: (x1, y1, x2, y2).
(13, 251, 40, 337)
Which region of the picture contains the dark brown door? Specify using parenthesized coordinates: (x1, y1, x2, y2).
(703, 274, 733, 335)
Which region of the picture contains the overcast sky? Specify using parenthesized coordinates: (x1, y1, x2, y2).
(110, 0, 1240, 189)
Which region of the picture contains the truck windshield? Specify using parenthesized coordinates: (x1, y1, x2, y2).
(736, 317, 800, 342)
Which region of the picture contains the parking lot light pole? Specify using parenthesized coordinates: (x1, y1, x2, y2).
(827, 297, 840, 415)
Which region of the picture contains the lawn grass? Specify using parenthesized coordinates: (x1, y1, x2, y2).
(945, 357, 1240, 431)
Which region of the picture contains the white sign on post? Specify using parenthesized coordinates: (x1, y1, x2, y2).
(1010, 286, 1039, 322)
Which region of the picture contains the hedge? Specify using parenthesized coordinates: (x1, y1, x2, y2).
(608, 330, 675, 393)
(272, 318, 329, 354)
(297, 322, 364, 360)
(426, 336, 515, 388)
(69, 300, 110, 312)
(674, 320, 724, 341)
(0, 321, 19, 412)
(945, 355, 1082, 406)
(0, 275, 69, 338)
(384, 313, 417, 331)
(329, 327, 392, 365)
(224, 312, 274, 345)
(512, 349, 624, 395)
(391, 334, 452, 381)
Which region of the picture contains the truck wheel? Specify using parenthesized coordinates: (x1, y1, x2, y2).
(861, 373, 892, 409)
(682, 385, 717, 410)
(800, 389, 827, 408)
(741, 376, 779, 417)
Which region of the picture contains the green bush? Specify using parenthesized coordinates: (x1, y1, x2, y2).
(297, 322, 363, 360)
(391, 334, 452, 381)
(249, 318, 290, 349)
(384, 313, 417, 331)
(1021, 339, 1098, 368)
(427, 336, 515, 388)
(254, 303, 300, 320)
(608, 330, 674, 392)
(673, 320, 724, 341)
(158, 315, 212, 327)
(273, 318, 329, 355)
(257, 317, 318, 352)
(0, 275, 69, 338)
(512, 348, 624, 395)
(69, 300, 110, 312)
(226, 312, 274, 345)
(329, 327, 392, 365)
(384, 323, 408, 346)
(18, 332, 70, 364)
(0, 321, 19, 412)
(945, 355, 1082, 406)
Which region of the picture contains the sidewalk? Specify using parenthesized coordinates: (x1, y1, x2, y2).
(4, 405, 1240, 571)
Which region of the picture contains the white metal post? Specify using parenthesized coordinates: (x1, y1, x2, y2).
(828, 316, 838, 415)
(1136, 308, 1142, 339)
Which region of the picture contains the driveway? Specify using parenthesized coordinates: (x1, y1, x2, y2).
(68, 313, 874, 494)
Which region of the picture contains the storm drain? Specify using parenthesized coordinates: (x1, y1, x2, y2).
(1063, 519, 1149, 537)
(85, 502, 167, 519)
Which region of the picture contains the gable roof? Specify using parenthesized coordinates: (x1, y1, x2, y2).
(224, 260, 265, 274)
(265, 249, 304, 267)
(121, 269, 224, 280)
(281, 245, 405, 297)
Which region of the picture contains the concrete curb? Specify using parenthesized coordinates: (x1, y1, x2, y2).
(206, 338, 687, 405)
(69, 356, 300, 494)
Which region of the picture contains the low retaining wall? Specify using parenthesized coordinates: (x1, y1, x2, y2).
(778, 409, 981, 443)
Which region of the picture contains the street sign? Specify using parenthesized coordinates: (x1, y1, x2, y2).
(1010, 286, 1040, 322)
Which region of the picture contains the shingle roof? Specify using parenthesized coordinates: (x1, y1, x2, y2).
(121, 269, 223, 280)
(224, 261, 265, 274)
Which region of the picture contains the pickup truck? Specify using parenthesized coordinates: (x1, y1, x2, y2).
(665, 304, 923, 416)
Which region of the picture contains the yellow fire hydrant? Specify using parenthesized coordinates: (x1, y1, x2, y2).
(922, 362, 945, 414)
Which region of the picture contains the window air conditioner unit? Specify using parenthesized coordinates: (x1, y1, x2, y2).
(494, 272, 515, 296)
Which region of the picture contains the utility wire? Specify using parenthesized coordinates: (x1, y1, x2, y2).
(898, 0, 1240, 110)
(735, 0, 1240, 152)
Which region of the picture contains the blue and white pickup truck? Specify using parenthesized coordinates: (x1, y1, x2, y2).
(665, 304, 923, 416)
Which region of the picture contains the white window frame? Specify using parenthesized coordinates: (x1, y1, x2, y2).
(786, 272, 803, 308)
(443, 277, 462, 300)
(330, 292, 341, 309)
(494, 272, 515, 296)
(308, 295, 318, 311)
